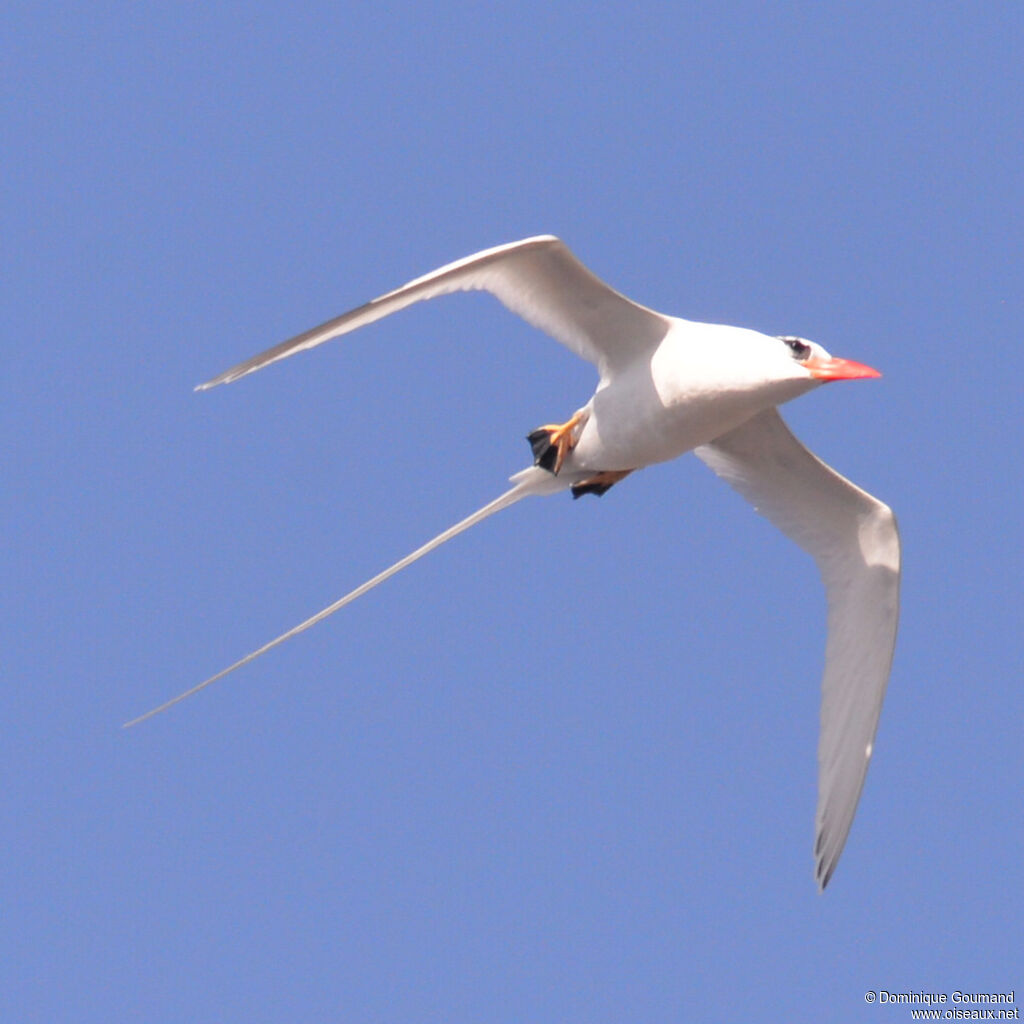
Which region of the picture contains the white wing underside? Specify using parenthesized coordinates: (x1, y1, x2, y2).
(695, 409, 900, 889)
(199, 235, 670, 389)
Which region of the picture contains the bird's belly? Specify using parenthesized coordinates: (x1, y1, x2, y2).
(568, 378, 784, 473)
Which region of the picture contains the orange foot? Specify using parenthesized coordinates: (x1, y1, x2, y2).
(571, 469, 633, 499)
(527, 410, 586, 475)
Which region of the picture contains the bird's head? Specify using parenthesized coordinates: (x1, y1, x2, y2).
(776, 336, 881, 384)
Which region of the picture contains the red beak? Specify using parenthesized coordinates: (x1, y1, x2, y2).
(805, 355, 882, 381)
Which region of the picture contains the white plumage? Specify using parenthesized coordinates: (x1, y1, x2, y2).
(128, 236, 900, 890)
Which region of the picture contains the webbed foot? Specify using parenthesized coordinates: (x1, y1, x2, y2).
(527, 410, 586, 474)
(571, 470, 633, 499)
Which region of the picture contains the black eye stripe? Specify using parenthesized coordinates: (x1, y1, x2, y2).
(780, 336, 812, 361)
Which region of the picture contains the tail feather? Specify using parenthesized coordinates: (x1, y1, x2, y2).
(123, 467, 565, 727)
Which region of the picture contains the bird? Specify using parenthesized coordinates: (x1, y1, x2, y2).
(126, 235, 900, 889)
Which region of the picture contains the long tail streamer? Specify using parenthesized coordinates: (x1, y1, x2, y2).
(124, 468, 563, 727)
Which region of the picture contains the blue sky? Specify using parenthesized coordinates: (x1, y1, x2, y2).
(5, 2, 1022, 1021)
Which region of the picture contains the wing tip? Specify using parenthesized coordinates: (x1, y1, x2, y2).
(195, 370, 243, 391)
(815, 856, 835, 892)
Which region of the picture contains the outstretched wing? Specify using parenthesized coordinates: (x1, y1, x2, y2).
(199, 236, 670, 389)
(695, 408, 900, 889)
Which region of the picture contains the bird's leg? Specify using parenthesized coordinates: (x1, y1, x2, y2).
(527, 409, 587, 475)
(571, 469, 633, 499)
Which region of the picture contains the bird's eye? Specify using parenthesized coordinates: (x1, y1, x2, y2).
(780, 336, 812, 361)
